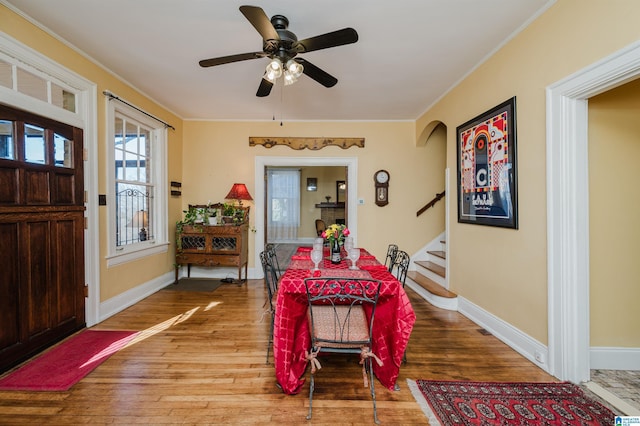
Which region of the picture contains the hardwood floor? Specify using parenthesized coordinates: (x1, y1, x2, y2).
(0, 280, 555, 425)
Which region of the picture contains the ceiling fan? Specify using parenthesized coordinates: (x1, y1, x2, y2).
(198, 5, 358, 97)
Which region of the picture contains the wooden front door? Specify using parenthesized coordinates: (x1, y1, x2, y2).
(0, 104, 86, 373)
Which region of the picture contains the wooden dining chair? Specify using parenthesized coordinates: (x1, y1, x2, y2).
(303, 277, 382, 424)
(391, 250, 410, 287)
(260, 251, 279, 364)
(384, 244, 398, 271)
(315, 219, 326, 237)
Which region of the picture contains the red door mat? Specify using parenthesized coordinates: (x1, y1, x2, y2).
(0, 329, 138, 391)
(408, 379, 615, 425)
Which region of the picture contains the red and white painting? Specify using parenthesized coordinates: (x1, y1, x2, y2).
(457, 98, 517, 228)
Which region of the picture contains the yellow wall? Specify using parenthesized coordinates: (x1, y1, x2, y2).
(1, 5, 184, 302)
(588, 79, 640, 347)
(182, 120, 446, 265)
(416, 0, 640, 344)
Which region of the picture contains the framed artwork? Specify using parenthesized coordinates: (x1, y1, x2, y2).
(306, 177, 317, 191)
(336, 180, 346, 203)
(457, 97, 518, 229)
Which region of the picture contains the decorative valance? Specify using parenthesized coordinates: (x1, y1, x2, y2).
(249, 137, 365, 150)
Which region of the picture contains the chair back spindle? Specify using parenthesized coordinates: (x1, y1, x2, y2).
(260, 250, 279, 363)
(265, 243, 281, 278)
(391, 250, 410, 287)
(384, 244, 398, 272)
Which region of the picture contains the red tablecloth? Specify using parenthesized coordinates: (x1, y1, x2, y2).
(287, 254, 381, 271)
(273, 247, 416, 394)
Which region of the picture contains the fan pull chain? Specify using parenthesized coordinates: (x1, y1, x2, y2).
(280, 83, 284, 126)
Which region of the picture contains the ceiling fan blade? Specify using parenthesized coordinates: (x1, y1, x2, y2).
(199, 52, 265, 68)
(294, 28, 358, 53)
(239, 5, 279, 41)
(296, 58, 337, 88)
(256, 78, 274, 97)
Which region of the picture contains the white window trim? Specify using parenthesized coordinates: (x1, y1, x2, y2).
(0, 36, 82, 128)
(105, 98, 168, 267)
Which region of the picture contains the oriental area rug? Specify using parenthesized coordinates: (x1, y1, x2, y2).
(0, 329, 138, 391)
(408, 379, 615, 425)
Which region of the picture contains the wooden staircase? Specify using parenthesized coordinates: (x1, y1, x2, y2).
(405, 239, 458, 310)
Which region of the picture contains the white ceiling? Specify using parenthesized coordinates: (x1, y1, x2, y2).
(4, 0, 553, 121)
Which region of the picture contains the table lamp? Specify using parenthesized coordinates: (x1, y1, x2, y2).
(130, 210, 149, 241)
(225, 183, 253, 206)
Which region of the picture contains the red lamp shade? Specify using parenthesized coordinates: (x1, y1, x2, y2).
(225, 183, 253, 203)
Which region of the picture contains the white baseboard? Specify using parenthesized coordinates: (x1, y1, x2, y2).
(178, 265, 259, 280)
(590, 347, 640, 370)
(99, 266, 260, 323)
(99, 270, 174, 323)
(458, 296, 550, 373)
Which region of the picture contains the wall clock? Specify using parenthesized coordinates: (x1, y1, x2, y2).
(374, 169, 389, 206)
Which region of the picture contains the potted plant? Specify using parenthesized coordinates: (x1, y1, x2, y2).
(233, 208, 246, 224)
(194, 207, 207, 224)
(176, 206, 203, 250)
(176, 206, 198, 232)
(206, 202, 218, 225)
(222, 203, 235, 224)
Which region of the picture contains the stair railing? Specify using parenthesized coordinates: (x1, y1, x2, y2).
(416, 191, 445, 217)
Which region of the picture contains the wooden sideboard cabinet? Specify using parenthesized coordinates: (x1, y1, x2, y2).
(175, 223, 248, 284)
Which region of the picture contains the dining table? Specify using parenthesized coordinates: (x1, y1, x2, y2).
(272, 246, 416, 395)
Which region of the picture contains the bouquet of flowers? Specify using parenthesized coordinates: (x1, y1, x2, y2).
(322, 223, 350, 245)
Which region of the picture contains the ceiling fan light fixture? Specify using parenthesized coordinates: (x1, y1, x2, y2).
(199, 6, 359, 97)
(283, 70, 298, 86)
(263, 71, 276, 83)
(286, 59, 304, 78)
(266, 58, 283, 78)
(265, 66, 281, 81)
